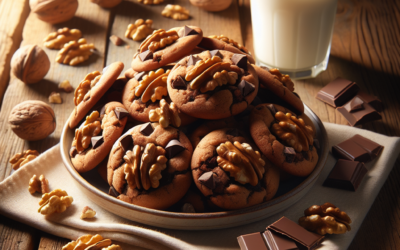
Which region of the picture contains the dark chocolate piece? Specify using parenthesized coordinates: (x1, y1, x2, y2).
(352, 134, 383, 159)
(70, 146, 77, 158)
(237, 232, 269, 250)
(139, 50, 153, 61)
(284, 147, 296, 163)
(263, 230, 299, 250)
(165, 139, 185, 159)
(332, 140, 371, 162)
(119, 134, 133, 152)
(267, 104, 278, 116)
(337, 100, 381, 126)
(140, 122, 154, 136)
(267, 217, 324, 250)
(323, 159, 367, 191)
(134, 71, 146, 81)
(357, 91, 383, 112)
(344, 96, 364, 112)
(114, 107, 129, 120)
(316, 77, 359, 107)
(183, 25, 199, 36)
(91, 136, 104, 149)
(238, 80, 255, 97)
(172, 76, 187, 90)
(109, 186, 120, 197)
(210, 50, 223, 58)
(100, 105, 106, 116)
(231, 54, 248, 71)
(198, 171, 216, 189)
(187, 55, 201, 66)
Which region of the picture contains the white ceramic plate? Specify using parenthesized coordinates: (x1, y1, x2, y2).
(60, 104, 329, 230)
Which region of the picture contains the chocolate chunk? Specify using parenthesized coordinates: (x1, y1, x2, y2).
(140, 122, 154, 136)
(267, 217, 324, 250)
(237, 232, 269, 250)
(357, 90, 383, 112)
(238, 80, 255, 97)
(344, 96, 364, 112)
(263, 230, 299, 250)
(337, 100, 381, 126)
(198, 171, 216, 189)
(70, 146, 77, 158)
(316, 77, 359, 107)
(165, 139, 185, 159)
(187, 55, 201, 66)
(313, 139, 320, 150)
(108, 186, 120, 197)
(134, 71, 146, 81)
(231, 54, 248, 71)
(119, 134, 133, 152)
(100, 105, 106, 116)
(172, 76, 187, 90)
(332, 134, 383, 162)
(139, 50, 153, 61)
(267, 104, 278, 116)
(114, 107, 129, 120)
(91, 136, 104, 149)
(210, 50, 223, 58)
(352, 134, 384, 158)
(183, 25, 199, 36)
(284, 147, 296, 163)
(323, 159, 367, 191)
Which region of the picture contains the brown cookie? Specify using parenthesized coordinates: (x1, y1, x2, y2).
(167, 50, 259, 119)
(249, 104, 318, 176)
(70, 102, 128, 173)
(131, 26, 203, 72)
(107, 123, 193, 210)
(69, 62, 124, 128)
(198, 36, 255, 64)
(191, 128, 279, 210)
(253, 65, 304, 114)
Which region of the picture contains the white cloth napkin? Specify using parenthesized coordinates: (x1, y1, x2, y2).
(1, 123, 399, 250)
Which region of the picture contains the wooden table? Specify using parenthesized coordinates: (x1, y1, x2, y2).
(1, 0, 399, 249)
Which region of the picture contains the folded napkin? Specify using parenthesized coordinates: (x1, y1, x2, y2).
(1, 123, 399, 250)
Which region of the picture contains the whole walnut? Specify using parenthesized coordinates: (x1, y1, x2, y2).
(29, 0, 78, 24)
(11, 45, 50, 84)
(90, 0, 123, 8)
(189, 0, 232, 12)
(9, 101, 56, 141)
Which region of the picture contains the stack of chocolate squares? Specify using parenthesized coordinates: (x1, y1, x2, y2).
(316, 77, 383, 126)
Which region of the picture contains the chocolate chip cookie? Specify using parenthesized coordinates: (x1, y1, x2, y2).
(167, 50, 259, 119)
(249, 104, 318, 176)
(107, 122, 193, 210)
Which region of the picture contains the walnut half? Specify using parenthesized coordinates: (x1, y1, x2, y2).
(56, 38, 95, 66)
(62, 234, 121, 250)
(73, 111, 102, 153)
(161, 4, 190, 20)
(9, 150, 40, 170)
(125, 19, 153, 41)
(149, 99, 181, 128)
(28, 174, 49, 194)
(38, 189, 73, 215)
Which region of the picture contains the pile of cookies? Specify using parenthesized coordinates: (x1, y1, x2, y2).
(67, 25, 320, 212)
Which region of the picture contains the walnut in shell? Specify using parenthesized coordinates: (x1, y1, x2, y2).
(8, 101, 56, 141)
(11, 45, 50, 84)
(90, 0, 123, 8)
(29, 0, 78, 24)
(189, 0, 232, 12)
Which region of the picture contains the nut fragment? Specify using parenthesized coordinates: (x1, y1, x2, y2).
(38, 189, 73, 215)
(135, 68, 165, 97)
(11, 45, 50, 84)
(125, 19, 153, 41)
(74, 71, 102, 106)
(110, 35, 124, 46)
(59, 80, 74, 92)
(28, 174, 49, 194)
(185, 56, 222, 81)
(49, 92, 63, 104)
(269, 68, 295, 92)
(123, 143, 167, 190)
(10, 150, 40, 170)
(73, 111, 102, 153)
(141, 70, 170, 103)
(271, 112, 314, 152)
(149, 99, 181, 128)
(299, 202, 352, 235)
(80, 206, 96, 219)
(62, 234, 120, 250)
(139, 29, 179, 53)
(30, 0, 78, 24)
(200, 69, 237, 93)
(56, 38, 95, 66)
(209, 35, 248, 53)
(216, 141, 265, 186)
(162, 4, 190, 20)
(138, 0, 163, 4)
(44, 28, 82, 49)
(190, 62, 232, 90)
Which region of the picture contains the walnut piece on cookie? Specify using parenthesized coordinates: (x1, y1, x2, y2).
(208, 35, 248, 54)
(149, 99, 181, 128)
(125, 19, 153, 41)
(38, 189, 73, 215)
(9, 150, 39, 170)
(161, 5, 190, 20)
(74, 71, 102, 106)
(56, 38, 95, 66)
(44, 27, 82, 49)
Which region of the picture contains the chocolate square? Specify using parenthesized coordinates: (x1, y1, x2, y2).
(91, 136, 104, 149)
(337, 100, 381, 126)
(210, 50, 223, 58)
(238, 80, 255, 97)
(263, 230, 299, 250)
(198, 171, 216, 189)
(343, 96, 364, 112)
(119, 134, 133, 152)
(140, 122, 154, 136)
(165, 139, 185, 159)
(134, 71, 146, 81)
(231, 54, 248, 71)
(352, 134, 383, 158)
(357, 90, 383, 112)
(183, 25, 199, 36)
(316, 77, 359, 107)
(172, 76, 187, 90)
(332, 139, 371, 162)
(139, 50, 153, 61)
(187, 55, 201, 66)
(237, 232, 269, 250)
(114, 107, 129, 120)
(323, 159, 367, 191)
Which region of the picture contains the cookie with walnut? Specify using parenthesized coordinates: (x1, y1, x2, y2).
(249, 103, 318, 177)
(191, 128, 279, 210)
(167, 50, 259, 119)
(107, 122, 193, 210)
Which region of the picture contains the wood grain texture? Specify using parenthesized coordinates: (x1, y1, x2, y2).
(38, 233, 69, 250)
(0, 0, 30, 104)
(0, 214, 40, 250)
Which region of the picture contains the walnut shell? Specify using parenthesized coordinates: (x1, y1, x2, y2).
(29, 0, 78, 24)
(11, 45, 50, 84)
(189, 0, 232, 12)
(9, 101, 56, 141)
(90, 0, 122, 8)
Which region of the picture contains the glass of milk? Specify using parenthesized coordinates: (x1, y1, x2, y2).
(250, 0, 338, 79)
